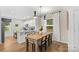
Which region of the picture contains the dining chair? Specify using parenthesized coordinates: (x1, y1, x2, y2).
(48, 33, 52, 46)
(38, 36, 48, 52)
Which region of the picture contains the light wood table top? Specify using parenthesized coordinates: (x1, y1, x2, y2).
(26, 32, 52, 40)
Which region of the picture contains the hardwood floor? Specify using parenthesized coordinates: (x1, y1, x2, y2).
(47, 41, 68, 52)
(0, 36, 68, 52)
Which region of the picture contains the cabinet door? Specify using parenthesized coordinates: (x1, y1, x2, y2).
(53, 12, 60, 41)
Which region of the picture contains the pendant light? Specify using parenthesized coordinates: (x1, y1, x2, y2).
(40, 6, 42, 17)
(33, 11, 37, 18)
(44, 15, 46, 20)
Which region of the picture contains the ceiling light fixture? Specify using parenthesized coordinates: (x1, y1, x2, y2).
(33, 11, 37, 18)
(44, 15, 46, 20)
(40, 6, 42, 16)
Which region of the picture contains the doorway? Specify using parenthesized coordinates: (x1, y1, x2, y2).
(1, 18, 11, 43)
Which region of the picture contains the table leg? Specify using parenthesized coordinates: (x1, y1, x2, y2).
(32, 43, 35, 52)
(45, 39, 47, 51)
(26, 38, 29, 52)
(35, 41, 38, 52)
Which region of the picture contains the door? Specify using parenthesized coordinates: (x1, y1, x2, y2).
(53, 12, 60, 41)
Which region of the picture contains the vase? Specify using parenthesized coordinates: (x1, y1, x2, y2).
(39, 31, 42, 35)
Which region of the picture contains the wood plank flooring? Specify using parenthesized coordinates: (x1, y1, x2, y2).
(0, 36, 68, 52)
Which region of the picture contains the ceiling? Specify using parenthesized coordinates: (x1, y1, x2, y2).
(0, 6, 61, 20)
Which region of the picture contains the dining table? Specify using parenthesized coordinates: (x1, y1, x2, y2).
(25, 32, 52, 52)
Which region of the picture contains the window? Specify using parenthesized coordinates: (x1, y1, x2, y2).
(46, 19, 53, 32)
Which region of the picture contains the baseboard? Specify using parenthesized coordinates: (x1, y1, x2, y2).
(53, 40, 68, 44)
(59, 41, 68, 44)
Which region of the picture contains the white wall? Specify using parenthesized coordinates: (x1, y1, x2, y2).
(53, 12, 60, 41)
(59, 10, 68, 43)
